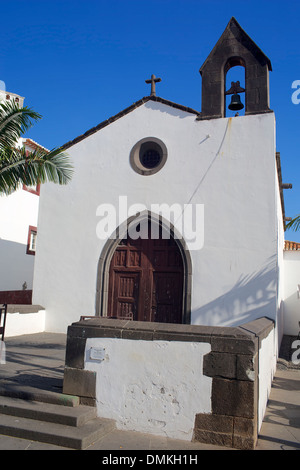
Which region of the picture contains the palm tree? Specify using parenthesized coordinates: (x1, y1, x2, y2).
(286, 215, 300, 232)
(0, 100, 73, 195)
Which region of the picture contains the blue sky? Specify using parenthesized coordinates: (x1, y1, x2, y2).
(1, 0, 299, 241)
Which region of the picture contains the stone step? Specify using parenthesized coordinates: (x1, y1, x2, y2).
(0, 395, 115, 449)
(0, 412, 115, 449)
(0, 383, 80, 407)
(0, 396, 97, 427)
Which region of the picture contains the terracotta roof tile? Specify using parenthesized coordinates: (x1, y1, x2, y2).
(284, 240, 300, 251)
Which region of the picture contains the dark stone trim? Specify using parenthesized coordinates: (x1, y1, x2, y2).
(61, 95, 200, 151)
(63, 367, 96, 403)
(129, 137, 168, 176)
(244, 109, 274, 116)
(199, 17, 272, 73)
(96, 211, 193, 325)
(239, 317, 275, 347)
(66, 316, 259, 345)
(199, 17, 272, 119)
(195, 317, 274, 450)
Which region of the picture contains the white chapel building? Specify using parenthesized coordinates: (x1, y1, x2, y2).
(31, 17, 297, 342)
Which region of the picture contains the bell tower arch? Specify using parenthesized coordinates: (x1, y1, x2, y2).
(198, 17, 272, 120)
(224, 57, 246, 116)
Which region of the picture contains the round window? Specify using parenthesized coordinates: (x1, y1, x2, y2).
(140, 149, 161, 169)
(130, 138, 167, 175)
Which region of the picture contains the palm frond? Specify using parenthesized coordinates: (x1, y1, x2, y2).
(0, 101, 41, 150)
(0, 145, 73, 195)
(286, 215, 300, 232)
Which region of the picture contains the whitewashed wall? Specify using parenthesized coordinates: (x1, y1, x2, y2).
(0, 186, 39, 291)
(258, 327, 276, 430)
(0, 136, 40, 293)
(5, 308, 46, 337)
(84, 337, 211, 440)
(33, 102, 279, 334)
(0, 89, 24, 107)
(283, 250, 300, 335)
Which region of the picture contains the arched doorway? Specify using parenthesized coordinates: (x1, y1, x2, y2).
(96, 213, 191, 324)
(108, 222, 183, 323)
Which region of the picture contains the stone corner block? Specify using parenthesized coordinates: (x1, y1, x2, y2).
(63, 367, 96, 399)
(212, 378, 256, 418)
(203, 352, 237, 379)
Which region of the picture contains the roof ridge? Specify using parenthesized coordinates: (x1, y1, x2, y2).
(62, 95, 200, 150)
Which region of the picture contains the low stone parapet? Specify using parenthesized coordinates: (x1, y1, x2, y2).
(63, 317, 275, 449)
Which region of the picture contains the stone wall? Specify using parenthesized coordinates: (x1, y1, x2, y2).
(63, 316, 275, 449)
(196, 317, 274, 449)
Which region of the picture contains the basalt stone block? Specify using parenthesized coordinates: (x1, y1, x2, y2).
(65, 336, 86, 369)
(211, 335, 258, 354)
(194, 413, 233, 434)
(239, 318, 275, 345)
(236, 354, 257, 381)
(122, 328, 154, 341)
(63, 367, 96, 399)
(193, 429, 233, 448)
(234, 415, 257, 438)
(233, 435, 257, 450)
(212, 378, 255, 418)
(193, 413, 257, 450)
(203, 352, 237, 379)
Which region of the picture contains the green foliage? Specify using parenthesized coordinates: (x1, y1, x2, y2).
(0, 100, 73, 195)
(286, 215, 300, 233)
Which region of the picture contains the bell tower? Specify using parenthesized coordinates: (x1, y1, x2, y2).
(198, 17, 272, 119)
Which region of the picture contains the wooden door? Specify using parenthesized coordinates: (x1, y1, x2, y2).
(152, 272, 183, 323)
(107, 229, 184, 323)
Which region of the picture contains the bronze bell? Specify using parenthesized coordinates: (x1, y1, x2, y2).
(228, 93, 244, 111)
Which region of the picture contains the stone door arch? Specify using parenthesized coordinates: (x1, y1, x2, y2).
(96, 212, 192, 324)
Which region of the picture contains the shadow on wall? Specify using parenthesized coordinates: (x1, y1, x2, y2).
(144, 100, 197, 119)
(192, 256, 278, 327)
(0, 238, 34, 291)
(283, 292, 300, 335)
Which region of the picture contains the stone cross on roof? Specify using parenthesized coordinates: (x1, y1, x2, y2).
(145, 74, 162, 96)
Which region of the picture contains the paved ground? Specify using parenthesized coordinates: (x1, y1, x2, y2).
(0, 332, 299, 451)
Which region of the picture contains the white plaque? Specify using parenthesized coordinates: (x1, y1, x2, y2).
(89, 347, 106, 362)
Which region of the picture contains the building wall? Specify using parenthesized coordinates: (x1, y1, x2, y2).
(33, 102, 278, 334)
(283, 250, 300, 335)
(85, 336, 211, 440)
(258, 326, 276, 428)
(0, 185, 39, 292)
(0, 127, 41, 304)
(0, 89, 24, 107)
